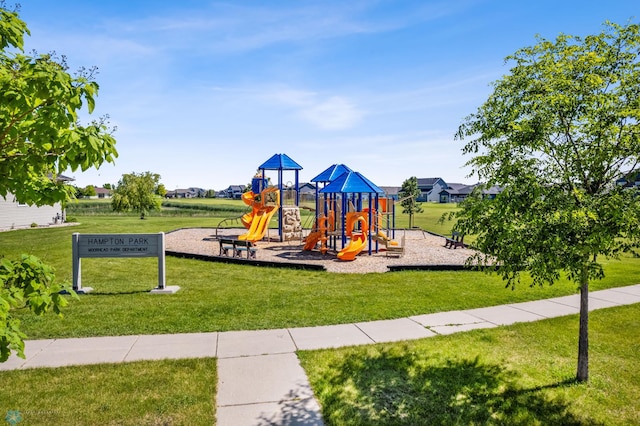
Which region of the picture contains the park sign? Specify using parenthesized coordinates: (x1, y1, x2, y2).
(72, 233, 180, 294)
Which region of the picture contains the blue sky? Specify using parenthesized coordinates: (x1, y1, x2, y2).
(18, 0, 638, 190)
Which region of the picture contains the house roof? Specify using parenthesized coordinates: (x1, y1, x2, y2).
(417, 177, 444, 186)
(319, 171, 384, 194)
(379, 186, 400, 196)
(311, 164, 353, 183)
(226, 185, 246, 191)
(95, 187, 111, 195)
(441, 185, 475, 195)
(441, 183, 503, 196)
(259, 153, 303, 170)
(446, 183, 469, 191)
(298, 182, 317, 194)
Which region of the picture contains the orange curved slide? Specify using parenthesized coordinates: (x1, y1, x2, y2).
(239, 187, 281, 239)
(240, 191, 259, 229)
(338, 213, 368, 261)
(303, 230, 322, 250)
(337, 232, 367, 261)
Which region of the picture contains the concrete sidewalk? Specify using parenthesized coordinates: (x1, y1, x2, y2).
(2, 285, 640, 425)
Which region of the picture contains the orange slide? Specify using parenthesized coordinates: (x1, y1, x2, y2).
(240, 191, 259, 229)
(337, 212, 368, 261)
(303, 230, 322, 251)
(303, 211, 333, 253)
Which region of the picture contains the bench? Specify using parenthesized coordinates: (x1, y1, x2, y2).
(444, 231, 465, 249)
(218, 238, 257, 259)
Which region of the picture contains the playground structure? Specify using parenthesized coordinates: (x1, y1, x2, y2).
(304, 164, 400, 261)
(219, 155, 400, 262)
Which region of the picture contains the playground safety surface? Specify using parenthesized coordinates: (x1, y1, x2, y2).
(165, 228, 476, 273)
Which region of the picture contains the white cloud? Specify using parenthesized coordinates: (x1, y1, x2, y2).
(298, 96, 364, 130)
(256, 86, 364, 130)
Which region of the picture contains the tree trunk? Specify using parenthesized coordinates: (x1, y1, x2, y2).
(576, 267, 589, 382)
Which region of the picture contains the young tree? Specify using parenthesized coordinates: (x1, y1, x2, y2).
(82, 185, 97, 198)
(0, 5, 118, 361)
(111, 172, 162, 219)
(452, 21, 640, 382)
(155, 183, 167, 198)
(398, 176, 423, 228)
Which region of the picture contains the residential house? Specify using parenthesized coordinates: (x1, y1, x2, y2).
(298, 182, 317, 201)
(222, 185, 246, 199)
(416, 178, 448, 202)
(616, 170, 640, 189)
(0, 174, 73, 230)
(438, 183, 503, 203)
(93, 187, 112, 199)
(166, 188, 200, 199)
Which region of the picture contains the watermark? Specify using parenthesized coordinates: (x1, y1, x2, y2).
(5, 410, 60, 425)
(4, 411, 21, 426)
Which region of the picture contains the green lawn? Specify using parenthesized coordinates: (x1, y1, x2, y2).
(1, 206, 639, 424)
(2, 211, 639, 338)
(0, 358, 217, 425)
(299, 303, 640, 425)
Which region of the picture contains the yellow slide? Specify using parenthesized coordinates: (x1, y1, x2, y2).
(337, 232, 367, 261)
(238, 187, 280, 242)
(240, 191, 259, 229)
(337, 212, 368, 261)
(239, 205, 278, 242)
(372, 230, 399, 246)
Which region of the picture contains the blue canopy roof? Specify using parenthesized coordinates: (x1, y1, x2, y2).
(259, 153, 303, 170)
(311, 164, 353, 183)
(319, 171, 384, 194)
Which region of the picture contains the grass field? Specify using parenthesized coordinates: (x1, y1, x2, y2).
(299, 303, 640, 425)
(2, 209, 639, 338)
(1, 201, 639, 424)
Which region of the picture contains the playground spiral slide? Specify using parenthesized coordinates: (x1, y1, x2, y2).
(238, 187, 280, 243)
(337, 212, 368, 261)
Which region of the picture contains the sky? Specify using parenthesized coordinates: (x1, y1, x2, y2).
(15, 0, 639, 190)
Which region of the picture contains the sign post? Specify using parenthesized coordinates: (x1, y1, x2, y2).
(72, 233, 179, 294)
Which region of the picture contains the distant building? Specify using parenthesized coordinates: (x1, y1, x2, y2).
(165, 188, 205, 198)
(0, 175, 73, 230)
(416, 178, 448, 202)
(298, 182, 317, 201)
(438, 183, 503, 203)
(221, 185, 246, 199)
(93, 187, 112, 199)
(616, 170, 640, 189)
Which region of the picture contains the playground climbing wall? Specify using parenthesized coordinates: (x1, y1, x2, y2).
(282, 206, 302, 241)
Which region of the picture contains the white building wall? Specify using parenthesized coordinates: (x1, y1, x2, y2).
(0, 194, 63, 230)
(426, 182, 447, 202)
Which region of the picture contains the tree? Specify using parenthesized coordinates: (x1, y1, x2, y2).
(451, 21, 640, 382)
(0, 5, 118, 361)
(82, 185, 97, 198)
(398, 176, 423, 228)
(111, 172, 162, 219)
(155, 183, 167, 198)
